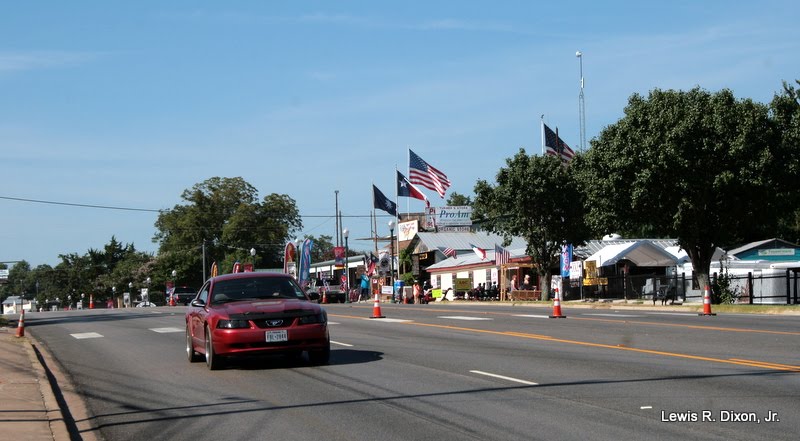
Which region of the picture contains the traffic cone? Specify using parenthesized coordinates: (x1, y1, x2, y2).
(321, 287, 328, 304)
(15, 309, 25, 338)
(699, 286, 716, 316)
(89, 294, 95, 309)
(549, 288, 566, 318)
(370, 293, 385, 319)
(169, 295, 176, 307)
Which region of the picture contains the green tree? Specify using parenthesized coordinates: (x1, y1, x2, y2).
(447, 192, 472, 206)
(154, 177, 302, 286)
(473, 149, 590, 297)
(770, 80, 800, 243)
(576, 87, 786, 291)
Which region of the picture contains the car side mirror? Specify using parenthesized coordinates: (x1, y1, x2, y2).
(190, 299, 206, 308)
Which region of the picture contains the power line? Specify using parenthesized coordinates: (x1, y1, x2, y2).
(0, 195, 381, 218)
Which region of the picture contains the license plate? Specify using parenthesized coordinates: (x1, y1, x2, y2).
(266, 330, 288, 342)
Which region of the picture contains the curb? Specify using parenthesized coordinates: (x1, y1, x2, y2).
(23, 336, 72, 441)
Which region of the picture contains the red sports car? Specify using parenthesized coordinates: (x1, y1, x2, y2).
(185, 272, 330, 370)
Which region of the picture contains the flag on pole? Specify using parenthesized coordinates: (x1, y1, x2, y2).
(373, 185, 397, 216)
(441, 247, 457, 259)
(470, 243, 487, 260)
(494, 244, 510, 265)
(365, 252, 379, 275)
(397, 170, 429, 206)
(409, 149, 451, 198)
(542, 122, 575, 164)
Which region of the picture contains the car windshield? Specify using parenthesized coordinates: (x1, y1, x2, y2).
(211, 278, 306, 304)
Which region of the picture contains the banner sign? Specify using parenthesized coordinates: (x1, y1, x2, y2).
(299, 239, 313, 289)
(425, 206, 473, 229)
(560, 244, 573, 278)
(399, 220, 419, 241)
(334, 246, 345, 268)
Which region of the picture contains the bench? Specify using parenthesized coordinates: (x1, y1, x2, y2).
(510, 289, 541, 301)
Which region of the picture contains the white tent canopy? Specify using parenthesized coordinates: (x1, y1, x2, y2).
(586, 240, 678, 267)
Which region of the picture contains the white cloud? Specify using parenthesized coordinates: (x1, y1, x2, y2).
(0, 51, 96, 72)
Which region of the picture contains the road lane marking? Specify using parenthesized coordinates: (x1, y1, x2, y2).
(406, 322, 800, 373)
(470, 370, 538, 385)
(71, 332, 103, 339)
(583, 313, 643, 318)
(573, 316, 800, 336)
(646, 312, 699, 316)
(328, 321, 341, 325)
(512, 314, 550, 319)
(331, 341, 353, 347)
(641, 406, 653, 410)
(439, 316, 493, 321)
(150, 327, 183, 333)
(370, 318, 413, 323)
(728, 358, 800, 370)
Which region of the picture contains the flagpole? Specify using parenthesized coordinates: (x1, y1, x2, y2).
(540, 115, 545, 156)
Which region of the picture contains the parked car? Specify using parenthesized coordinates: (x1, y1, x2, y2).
(185, 272, 330, 370)
(306, 278, 346, 303)
(172, 286, 197, 305)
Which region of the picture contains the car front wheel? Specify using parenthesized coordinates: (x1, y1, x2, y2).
(186, 325, 202, 363)
(205, 327, 224, 370)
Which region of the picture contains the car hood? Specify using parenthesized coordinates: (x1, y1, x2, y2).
(215, 299, 321, 318)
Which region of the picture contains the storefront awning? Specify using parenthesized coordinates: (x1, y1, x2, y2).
(585, 240, 678, 267)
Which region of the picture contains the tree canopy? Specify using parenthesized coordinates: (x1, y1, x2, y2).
(154, 177, 302, 286)
(473, 149, 590, 295)
(574, 87, 795, 290)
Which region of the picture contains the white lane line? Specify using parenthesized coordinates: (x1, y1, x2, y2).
(512, 314, 551, 319)
(328, 321, 341, 325)
(71, 332, 104, 339)
(641, 406, 653, 410)
(470, 370, 538, 386)
(438, 316, 493, 321)
(331, 341, 353, 347)
(583, 313, 644, 318)
(646, 312, 698, 316)
(369, 318, 413, 323)
(150, 327, 184, 333)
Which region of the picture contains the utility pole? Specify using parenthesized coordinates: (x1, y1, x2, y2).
(576, 50, 586, 151)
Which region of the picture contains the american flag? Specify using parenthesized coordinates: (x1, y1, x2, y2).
(441, 247, 457, 258)
(542, 122, 575, 164)
(409, 149, 451, 198)
(494, 244, 510, 265)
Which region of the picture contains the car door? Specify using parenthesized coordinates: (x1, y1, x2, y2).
(190, 281, 211, 347)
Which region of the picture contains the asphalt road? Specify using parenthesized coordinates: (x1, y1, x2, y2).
(25, 303, 800, 441)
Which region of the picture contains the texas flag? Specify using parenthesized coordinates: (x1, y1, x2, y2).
(397, 170, 429, 206)
(470, 243, 487, 260)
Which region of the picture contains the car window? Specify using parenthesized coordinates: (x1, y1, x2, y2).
(211, 278, 306, 303)
(198, 282, 210, 303)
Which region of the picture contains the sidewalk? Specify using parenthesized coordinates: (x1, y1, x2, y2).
(0, 323, 70, 441)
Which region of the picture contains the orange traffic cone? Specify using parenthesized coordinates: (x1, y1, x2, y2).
(15, 309, 25, 338)
(370, 293, 385, 319)
(699, 286, 716, 316)
(549, 288, 566, 318)
(89, 294, 95, 309)
(321, 287, 328, 304)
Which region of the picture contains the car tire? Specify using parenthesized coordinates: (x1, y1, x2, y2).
(308, 342, 330, 365)
(205, 327, 224, 370)
(186, 325, 202, 363)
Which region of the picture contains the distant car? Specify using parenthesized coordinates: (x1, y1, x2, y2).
(185, 272, 330, 370)
(172, 286, 197, 305)
(306, 278, 346, 303)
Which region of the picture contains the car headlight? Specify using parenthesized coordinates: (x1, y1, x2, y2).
(217, 319, 251, 329)
(299, 311, 327, 325)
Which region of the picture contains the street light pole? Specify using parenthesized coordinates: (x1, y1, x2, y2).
(576, 50, 586, 151)
(388, 220, 395, 303)
(250, 247, 256, 269)
(343, 228, 350, 303)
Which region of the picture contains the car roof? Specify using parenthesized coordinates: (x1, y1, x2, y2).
(210, 272, 294, 283)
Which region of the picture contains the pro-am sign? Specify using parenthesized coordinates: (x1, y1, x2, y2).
(425, 206, 473, 229)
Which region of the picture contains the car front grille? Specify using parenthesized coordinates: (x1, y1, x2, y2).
(252, 318, 294, 328)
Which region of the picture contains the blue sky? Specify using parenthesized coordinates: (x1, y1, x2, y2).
(2, 1, 798, 267)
